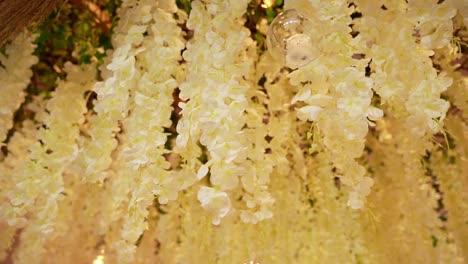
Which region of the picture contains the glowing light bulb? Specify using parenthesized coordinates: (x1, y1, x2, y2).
(93, 255, 104, 264)
(266, 9, 316, 69)
(93, 249, 105, 264)
(261, 0, 274, 8)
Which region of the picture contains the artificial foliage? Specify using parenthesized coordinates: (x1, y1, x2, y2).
(0, 0, 467, 263)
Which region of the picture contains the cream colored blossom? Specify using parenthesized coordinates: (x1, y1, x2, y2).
(287, 0, 381, 208)
(176, 0, 258, 223)
(197, 187, 231, 225)
(408, 0, 457, 49)
(98, 1, 187, 262)
(0, 31, 37, 143)
(3, 62, 96, 263)
(76, 0, 156, 185)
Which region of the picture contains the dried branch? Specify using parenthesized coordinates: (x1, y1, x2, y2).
(0, 0, 63, 47)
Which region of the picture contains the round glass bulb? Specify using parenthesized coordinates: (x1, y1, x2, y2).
(266, 9, 316, 69)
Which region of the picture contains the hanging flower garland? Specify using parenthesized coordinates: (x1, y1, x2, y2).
(0, 110, 42, 262)
(103, 0, 186, 262)
(0, 0, 466, 262)
(430, 115, 468, 261)
(76, 0, 154, 184)
(3, 61, 96, 263)
(283, 0, 381, 209)
(177, 0, 258, 224)
(0, 31, 37, 143)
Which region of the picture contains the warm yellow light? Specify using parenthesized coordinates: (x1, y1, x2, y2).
(261, 0, 274, 8)
(92, 254, 104, 264)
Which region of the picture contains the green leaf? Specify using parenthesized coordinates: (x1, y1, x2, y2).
(266, 8, 276, 22)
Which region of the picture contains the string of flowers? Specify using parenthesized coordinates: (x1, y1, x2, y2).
(262, 48, 373, 260)
(364, 116, 461, 263)
(433, 17, 467, 119)
(0, 110, 42, 262)
(105, 1, 186, 262)
(0, 31, 37, 143)
(153, 52, 373, 262)
(285, 0, 381, 209)
(3, 62, 96, 263)
(355, 0, 454, 140)
(41, 175, 103, 263)
(0, 0, 466, 262)
(429, 12, 467, 258)
(95, 0, 157, 255)
(176, 0, 254, 224)
(75, 0, 154, 184)
(234, 26, 277, 223)
(430, 115, 468, 262)
(354, 1, 461, 262)
(58, 1, 157, 257)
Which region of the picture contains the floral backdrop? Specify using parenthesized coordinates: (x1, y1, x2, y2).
(0, 0, 467, 263)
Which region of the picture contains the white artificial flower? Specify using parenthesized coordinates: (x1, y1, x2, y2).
(296, 106, 323, 122)
(197, 187, 232, 225)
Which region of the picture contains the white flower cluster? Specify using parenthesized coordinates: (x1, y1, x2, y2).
(238, 53, 276, 223)
(3, 62, 95, 263)
(109, 1, 186, 262)
(408, 0, 457, 49)
(433, 15, 468, 120)
(286, 0, 381, 209)
(365, 118, 460, 263)
(353, 2, 463, 262)
(176, 0, 253, 225)
(1, 0, 466, 262)
(356, 0, 454, 138)
(77, 0, 154, 183)
(0, 117, 39, 262)
(431, 116, 468, 262)
(0, 31, 37, 143)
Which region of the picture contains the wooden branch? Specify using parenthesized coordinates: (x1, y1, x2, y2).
(0, 0, 64, 47)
